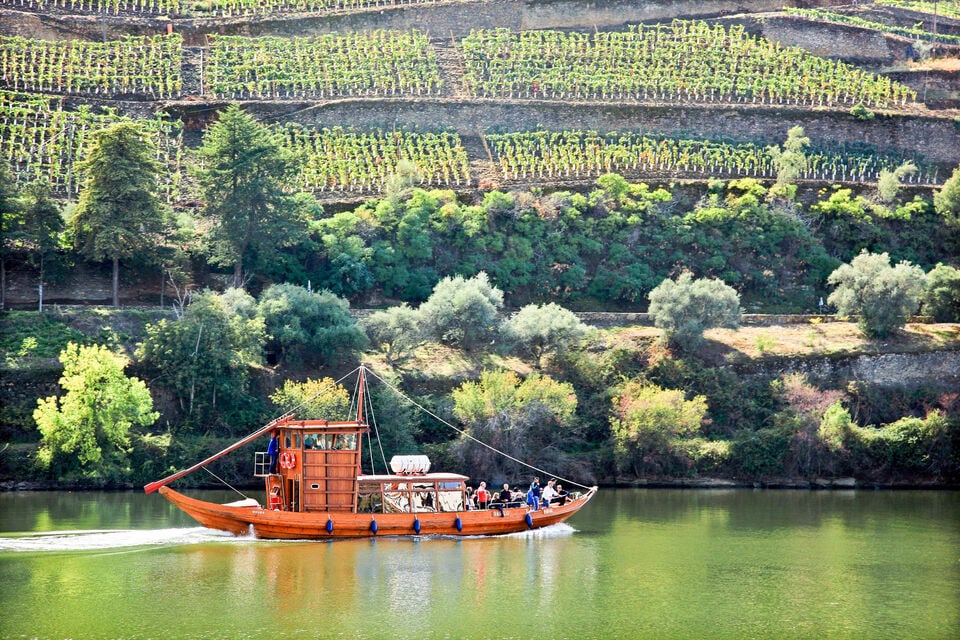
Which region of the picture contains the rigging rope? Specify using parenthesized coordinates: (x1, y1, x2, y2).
(362, 367, 594, 492)
(202, 466, 252, 501)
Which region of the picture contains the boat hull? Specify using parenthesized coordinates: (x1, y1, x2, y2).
(159, 486, 595, 539)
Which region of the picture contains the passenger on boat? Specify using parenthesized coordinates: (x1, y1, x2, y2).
(555, 484, 569, 506)
(465, 486, 476, 510)
(268, 432, 280, 474)
(496, 484, 515, 507)
(527, 477, 541, 510)
(304, 434, 315, 449)
(269, 485, 282, 510)
(476, 482, 491, 509)
(541, 479, 558, 507)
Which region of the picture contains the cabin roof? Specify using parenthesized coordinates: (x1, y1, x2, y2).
(358, 473, 470, 483)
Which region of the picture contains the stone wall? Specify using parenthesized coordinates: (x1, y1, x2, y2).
(1, 0, 845, 43)
(231, 98, 960, 166)
(736, 350, 960, 388)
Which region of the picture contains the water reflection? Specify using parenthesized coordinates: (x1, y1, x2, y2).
(1, 489, 957, 639)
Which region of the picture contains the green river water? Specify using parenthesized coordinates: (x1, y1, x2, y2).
(0, 489, 957, 640)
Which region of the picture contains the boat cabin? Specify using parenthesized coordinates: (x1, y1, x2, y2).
(257, 418, 470, 514)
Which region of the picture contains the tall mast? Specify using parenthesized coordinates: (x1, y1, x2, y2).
(356, 366, 366, 424)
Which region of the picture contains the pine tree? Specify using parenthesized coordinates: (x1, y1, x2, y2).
(72, 122, 168, 307)
(195, 105, 307, 288)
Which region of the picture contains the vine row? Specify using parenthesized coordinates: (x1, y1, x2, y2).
(0, 34, 183, 98)
(485, 130, 939, 185)
(460, 22, 917, 108)
(0, 91, 184, 196)
(204, 32, 442, 99)
(282, 125, 470, 193)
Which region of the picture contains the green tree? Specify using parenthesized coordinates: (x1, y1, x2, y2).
(72, 122, 169, 307)
(502, 303, 594, 368)
(195, 105, 308, 288)
(419, 272, 504, 349)
(648, 271, 741, 351)
(827, 250, 927, 338)
(876, 161, 917, 204)
(362, 304, 423, 363)
(257, 283, 367, 367)
(269, 377, 352, 420)
(34, 342, 158, 481)
(136, 289, 266, 430)
(450, 369, 579, 483)
(19, 180, 64, 310)
(0, 167, 20, 310)
(611, 379, 707, 476)
(933, 164, 960, 226)
(922, 263, 960, 322)
(767, 125, 809, 200)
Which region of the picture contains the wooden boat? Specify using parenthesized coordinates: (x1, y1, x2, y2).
(146, 367, 597, 539)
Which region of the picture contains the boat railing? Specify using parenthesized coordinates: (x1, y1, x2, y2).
(253, 452, 270, 478)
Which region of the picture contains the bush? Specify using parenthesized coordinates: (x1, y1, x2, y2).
(362, 304, 423, 363)
(611, 379, 707, 476)
(729, 426, 792, 477)
(257, 283, 367, 366)
(827, 250, 927, 338)
(418, 271, 504, 349)
(647, 271, 740, 351)
(922, 263, 960, 322)
(849, 412, 955, 479)
(502, 302, 593, 368)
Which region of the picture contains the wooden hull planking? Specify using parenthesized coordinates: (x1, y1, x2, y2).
(160, 486, 595, 539)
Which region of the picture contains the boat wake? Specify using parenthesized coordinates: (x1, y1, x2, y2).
(0, 527, 237, 552)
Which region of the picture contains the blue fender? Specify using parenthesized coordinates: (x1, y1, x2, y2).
(370, 519, 378, 535)
(413, 518, 421, 534)
(525, 512, 534, 528)
(326, 518, 334, 534)
(455, 516, 463, 532)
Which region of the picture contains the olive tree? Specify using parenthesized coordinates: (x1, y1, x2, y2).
(136, 289, 266, 431)
(921, 263, 960, 322)
(502, 303, 594, 368)
(362, 304, 423, 363)
(827, 250, 927, 338)
(647, 271, 741, 351)
(419, 272, 504, 349)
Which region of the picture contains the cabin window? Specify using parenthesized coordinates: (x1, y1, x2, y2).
(293, 434, 300, 449)
(315, 434, 329, 449)
(284, 434, 291, 448)
(304, 434, 316, 449)
(334, 434, 357, 450)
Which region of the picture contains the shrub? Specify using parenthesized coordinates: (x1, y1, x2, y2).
(418, 271, 504, 349)
(647, 271, 740, 351)
(611, 379, 707, 476)
(502, 302, 593, 368)
(827, 250, 927, 338)
(257, 283, 367, 366)
(922, 263, 960, 322)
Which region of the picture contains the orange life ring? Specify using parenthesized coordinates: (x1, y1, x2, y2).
(279, 452, 295, 469)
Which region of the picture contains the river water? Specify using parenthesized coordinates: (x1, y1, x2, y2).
(0, 489, 957, 640)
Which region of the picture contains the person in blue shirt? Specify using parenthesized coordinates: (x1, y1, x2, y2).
(268, 432, 280, 474)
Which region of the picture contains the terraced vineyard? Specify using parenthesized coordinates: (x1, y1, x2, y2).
(205, 31, 442, 99)
(0, 33, 183, 97)
(0, 1, 958, 199)
(0, 90, 184, 197)
(461, 23, 918, 108)
(485, 130, 940, 184)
